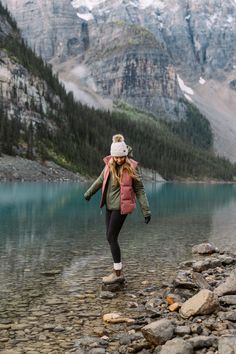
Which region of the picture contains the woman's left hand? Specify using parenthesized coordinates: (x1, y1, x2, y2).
(144, 215, 151, 224)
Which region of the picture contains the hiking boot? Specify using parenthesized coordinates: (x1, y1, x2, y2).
(102, 270, 125, 284)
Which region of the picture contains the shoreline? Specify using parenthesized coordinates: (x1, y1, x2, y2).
(1, 243, 236, 352)
(0, 154, 235, 184)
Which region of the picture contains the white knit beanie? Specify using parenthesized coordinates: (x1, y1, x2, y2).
(110, 134, 128, 157)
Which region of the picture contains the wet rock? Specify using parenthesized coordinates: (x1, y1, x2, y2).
(173, 272, 196, 289)
(180, 289, 219, 318)
(141, 319, 175, 346)
(192, 272, 211, 290)
(218, 336, 236, 354)
(100, 291, 116, 299)
(192, 259, 222, 272)
(159, 338, 193, 354)
(192, 243, 218, 255)
(218, 254, 236, 265)
(214, 269, 236, 296)
(187, 335, 218, 349)
(101, 282, 125, 292)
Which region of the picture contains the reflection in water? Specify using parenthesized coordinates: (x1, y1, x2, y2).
(0, 182, 236, 301)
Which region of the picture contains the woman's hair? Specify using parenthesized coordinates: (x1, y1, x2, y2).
(109, 157, 139, 185)
(109, 133, 139, 185)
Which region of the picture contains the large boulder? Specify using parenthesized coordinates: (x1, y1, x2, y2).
(159, 338, 193, 354)
(215, 269, 236, 296)
(141, 319, 174, 346)
(180, 289, 219, 319)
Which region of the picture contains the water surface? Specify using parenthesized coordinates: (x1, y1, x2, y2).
(0, 182, 236, 307)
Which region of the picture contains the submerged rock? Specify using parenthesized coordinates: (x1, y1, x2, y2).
(192, 243, 218, 255)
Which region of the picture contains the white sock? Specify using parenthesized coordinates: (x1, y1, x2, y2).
(114, 262, 122, 271)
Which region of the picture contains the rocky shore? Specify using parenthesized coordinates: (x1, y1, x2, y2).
(0, 154, 84, 182)
(1, 243, 236, 353)
(0, 155, 165, 183)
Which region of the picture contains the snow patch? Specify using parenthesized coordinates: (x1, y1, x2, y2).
(139, 0, 165, 10)
(177, 75, 194, 95)
(227, 15, 233, 23)
(77, 12, 94, 21)
(184, 94, 193, 103)
(71, 0, 105, 11)
(199, 77, 206, 85)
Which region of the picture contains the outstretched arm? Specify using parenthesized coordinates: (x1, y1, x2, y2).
(133, 168, 151, 220)
(84, 168, 104, 200)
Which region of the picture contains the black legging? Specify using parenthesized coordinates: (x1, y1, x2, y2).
(106, 209, 127, 263)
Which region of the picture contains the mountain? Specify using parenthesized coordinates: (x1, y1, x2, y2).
(3, 0, 236, 163)
(0, 1, 235, 181)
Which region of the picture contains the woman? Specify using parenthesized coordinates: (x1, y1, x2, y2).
(84, 134, 151, 284)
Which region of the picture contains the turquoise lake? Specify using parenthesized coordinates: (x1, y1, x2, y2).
(0, 182, 236, 303)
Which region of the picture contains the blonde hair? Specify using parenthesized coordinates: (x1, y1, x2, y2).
(109, 134, 139, 185)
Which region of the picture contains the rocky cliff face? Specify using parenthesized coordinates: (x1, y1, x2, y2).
(0, 10, 59, 135)
(3, 0, 236, 161)
(2, 0, 82, 61)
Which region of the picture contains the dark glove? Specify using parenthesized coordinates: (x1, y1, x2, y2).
(144, 215, 151, 224)
(84, 194, 91, 201)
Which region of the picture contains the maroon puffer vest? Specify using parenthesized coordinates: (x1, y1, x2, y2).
(100, 155, 138, 215)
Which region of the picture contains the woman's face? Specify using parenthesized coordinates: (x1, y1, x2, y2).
(113, 156, 126, 166)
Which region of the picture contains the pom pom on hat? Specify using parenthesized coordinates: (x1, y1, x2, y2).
(110, 134, 128, 157)
(112, 134, 124, 143)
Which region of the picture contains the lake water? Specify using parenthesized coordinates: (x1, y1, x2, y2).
(1, 182, 236, 309)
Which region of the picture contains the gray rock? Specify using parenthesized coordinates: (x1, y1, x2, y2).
(192, 272, 211, 290)
(218, 336, 236, 354)
(159, 338, 193, 354)
(180, 289, 219, 318)
(219, 310, 236, 322)
(192, 243, 218, 255)
(173, 272, 196, 289)
(141, 319, 175, 346)
(174, 326, 191, 336)
(215, 269, 236, 296)
(187, 335, 218, 349)
(192, 258, 222, 272)
(219, 295, 236, 305)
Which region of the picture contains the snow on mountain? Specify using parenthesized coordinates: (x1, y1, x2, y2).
(71, 0, 105, 11)
(177, 76, 194, 96)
